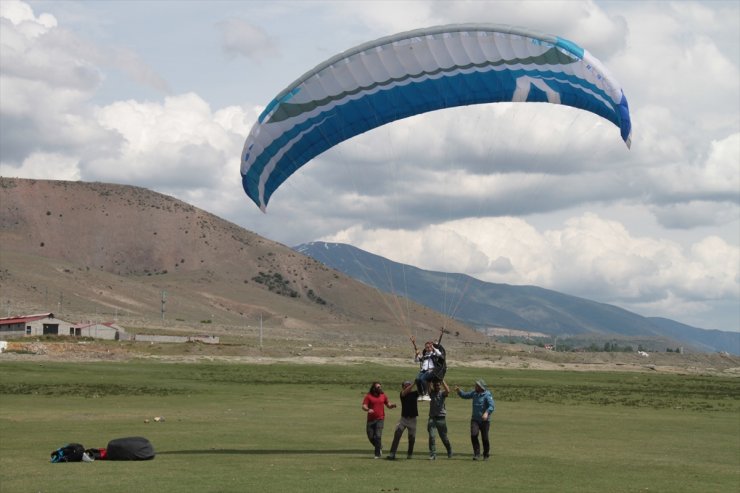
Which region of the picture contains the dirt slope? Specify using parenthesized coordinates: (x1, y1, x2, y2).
(0, 178, 484, 346)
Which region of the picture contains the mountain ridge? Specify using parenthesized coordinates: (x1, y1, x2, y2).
(294, 241, 740, 355)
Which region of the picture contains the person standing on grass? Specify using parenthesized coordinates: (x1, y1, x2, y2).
(455, 379, 495, 461)
(362, 381, 397, 458)
(386, 380, 419, 460)
(427, 379, 452, 460)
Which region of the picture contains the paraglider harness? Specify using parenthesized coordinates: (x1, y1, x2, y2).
(416, 331, 447, 382)
(430, 342, 446, 382)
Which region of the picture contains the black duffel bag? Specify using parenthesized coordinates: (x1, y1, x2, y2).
(106, 436, 155, 461)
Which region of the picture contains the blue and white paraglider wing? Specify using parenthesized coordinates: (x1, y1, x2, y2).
(241, 23, 632, 211)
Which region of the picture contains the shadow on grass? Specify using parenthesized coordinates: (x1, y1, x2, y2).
(157, 449, 369, 456)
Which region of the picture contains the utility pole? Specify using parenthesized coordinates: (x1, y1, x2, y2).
(161, 290, 166, 322)
(259, 313, 263, 351)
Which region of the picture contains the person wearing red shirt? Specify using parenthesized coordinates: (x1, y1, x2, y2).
(362, 381, 397, 458)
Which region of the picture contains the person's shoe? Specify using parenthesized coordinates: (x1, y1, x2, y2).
(422, 394, 431, 401)
(374, 455, 381, 459)
(447, 450, 453, 459)
(385, 455, 396, 461)
(429, 454, 436, 460)
(473, 454, 481, 461)
(483, 455, 490, 461)
(406, 454, 413, 459)
(417, 395, 424, 401)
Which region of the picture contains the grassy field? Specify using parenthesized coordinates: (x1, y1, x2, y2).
(0, 360, 738, 493)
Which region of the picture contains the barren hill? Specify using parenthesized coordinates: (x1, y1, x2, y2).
(0, 178, 484, 345)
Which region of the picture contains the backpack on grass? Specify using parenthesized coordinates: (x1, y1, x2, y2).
(50, 443, 85, 463)
(106, 436, 155, 461)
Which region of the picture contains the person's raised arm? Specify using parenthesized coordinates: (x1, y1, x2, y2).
(400, 381, 415, 397)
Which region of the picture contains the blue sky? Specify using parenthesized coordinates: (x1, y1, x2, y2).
(1, 0, 738, 332)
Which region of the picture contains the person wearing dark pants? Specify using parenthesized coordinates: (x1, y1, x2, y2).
(470, 419, 491, 459)
(386, 381, 419, 460)
(455, 379, 495, 460)
(362, 381, 396, 458)
(427, 379, 452, 460)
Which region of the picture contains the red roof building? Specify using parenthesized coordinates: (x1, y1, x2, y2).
(0, 313, 74, 339)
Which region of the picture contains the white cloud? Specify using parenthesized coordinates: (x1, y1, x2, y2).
(651, 201, 739, 230)
(89, 93, 249, 192)
(0, 0, 169, 170)
(0, 152, 80, 180)
(614, 3, 739, 129)
(0, 0, 56, 30)
(646, 132, 740, 206)
(107, 47, 171, 94)
(216, 18, 278, 61)
(0, 11, 100, 92)
(331, 0, 628, 58)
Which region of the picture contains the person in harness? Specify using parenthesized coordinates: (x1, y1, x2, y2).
(411, 328, 446, 401)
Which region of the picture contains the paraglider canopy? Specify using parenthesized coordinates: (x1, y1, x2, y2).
(241, 23, 632, 211)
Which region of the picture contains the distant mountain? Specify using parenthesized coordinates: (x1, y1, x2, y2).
(647, 317, 740, 355)
(294, 241, 740, 355)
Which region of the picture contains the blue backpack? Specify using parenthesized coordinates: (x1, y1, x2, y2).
(50, 443, 85, 463)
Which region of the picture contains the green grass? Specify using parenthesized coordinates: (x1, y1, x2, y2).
(1, 361, 738, 493)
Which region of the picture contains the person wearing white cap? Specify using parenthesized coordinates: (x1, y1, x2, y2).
(455, 379, 495, 460)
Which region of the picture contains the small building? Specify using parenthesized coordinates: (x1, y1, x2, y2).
(127, 333, 218, 344)
(71, 321, 126, 341)
(0, 313, 74, 339)
(0, 313, 126, 341)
